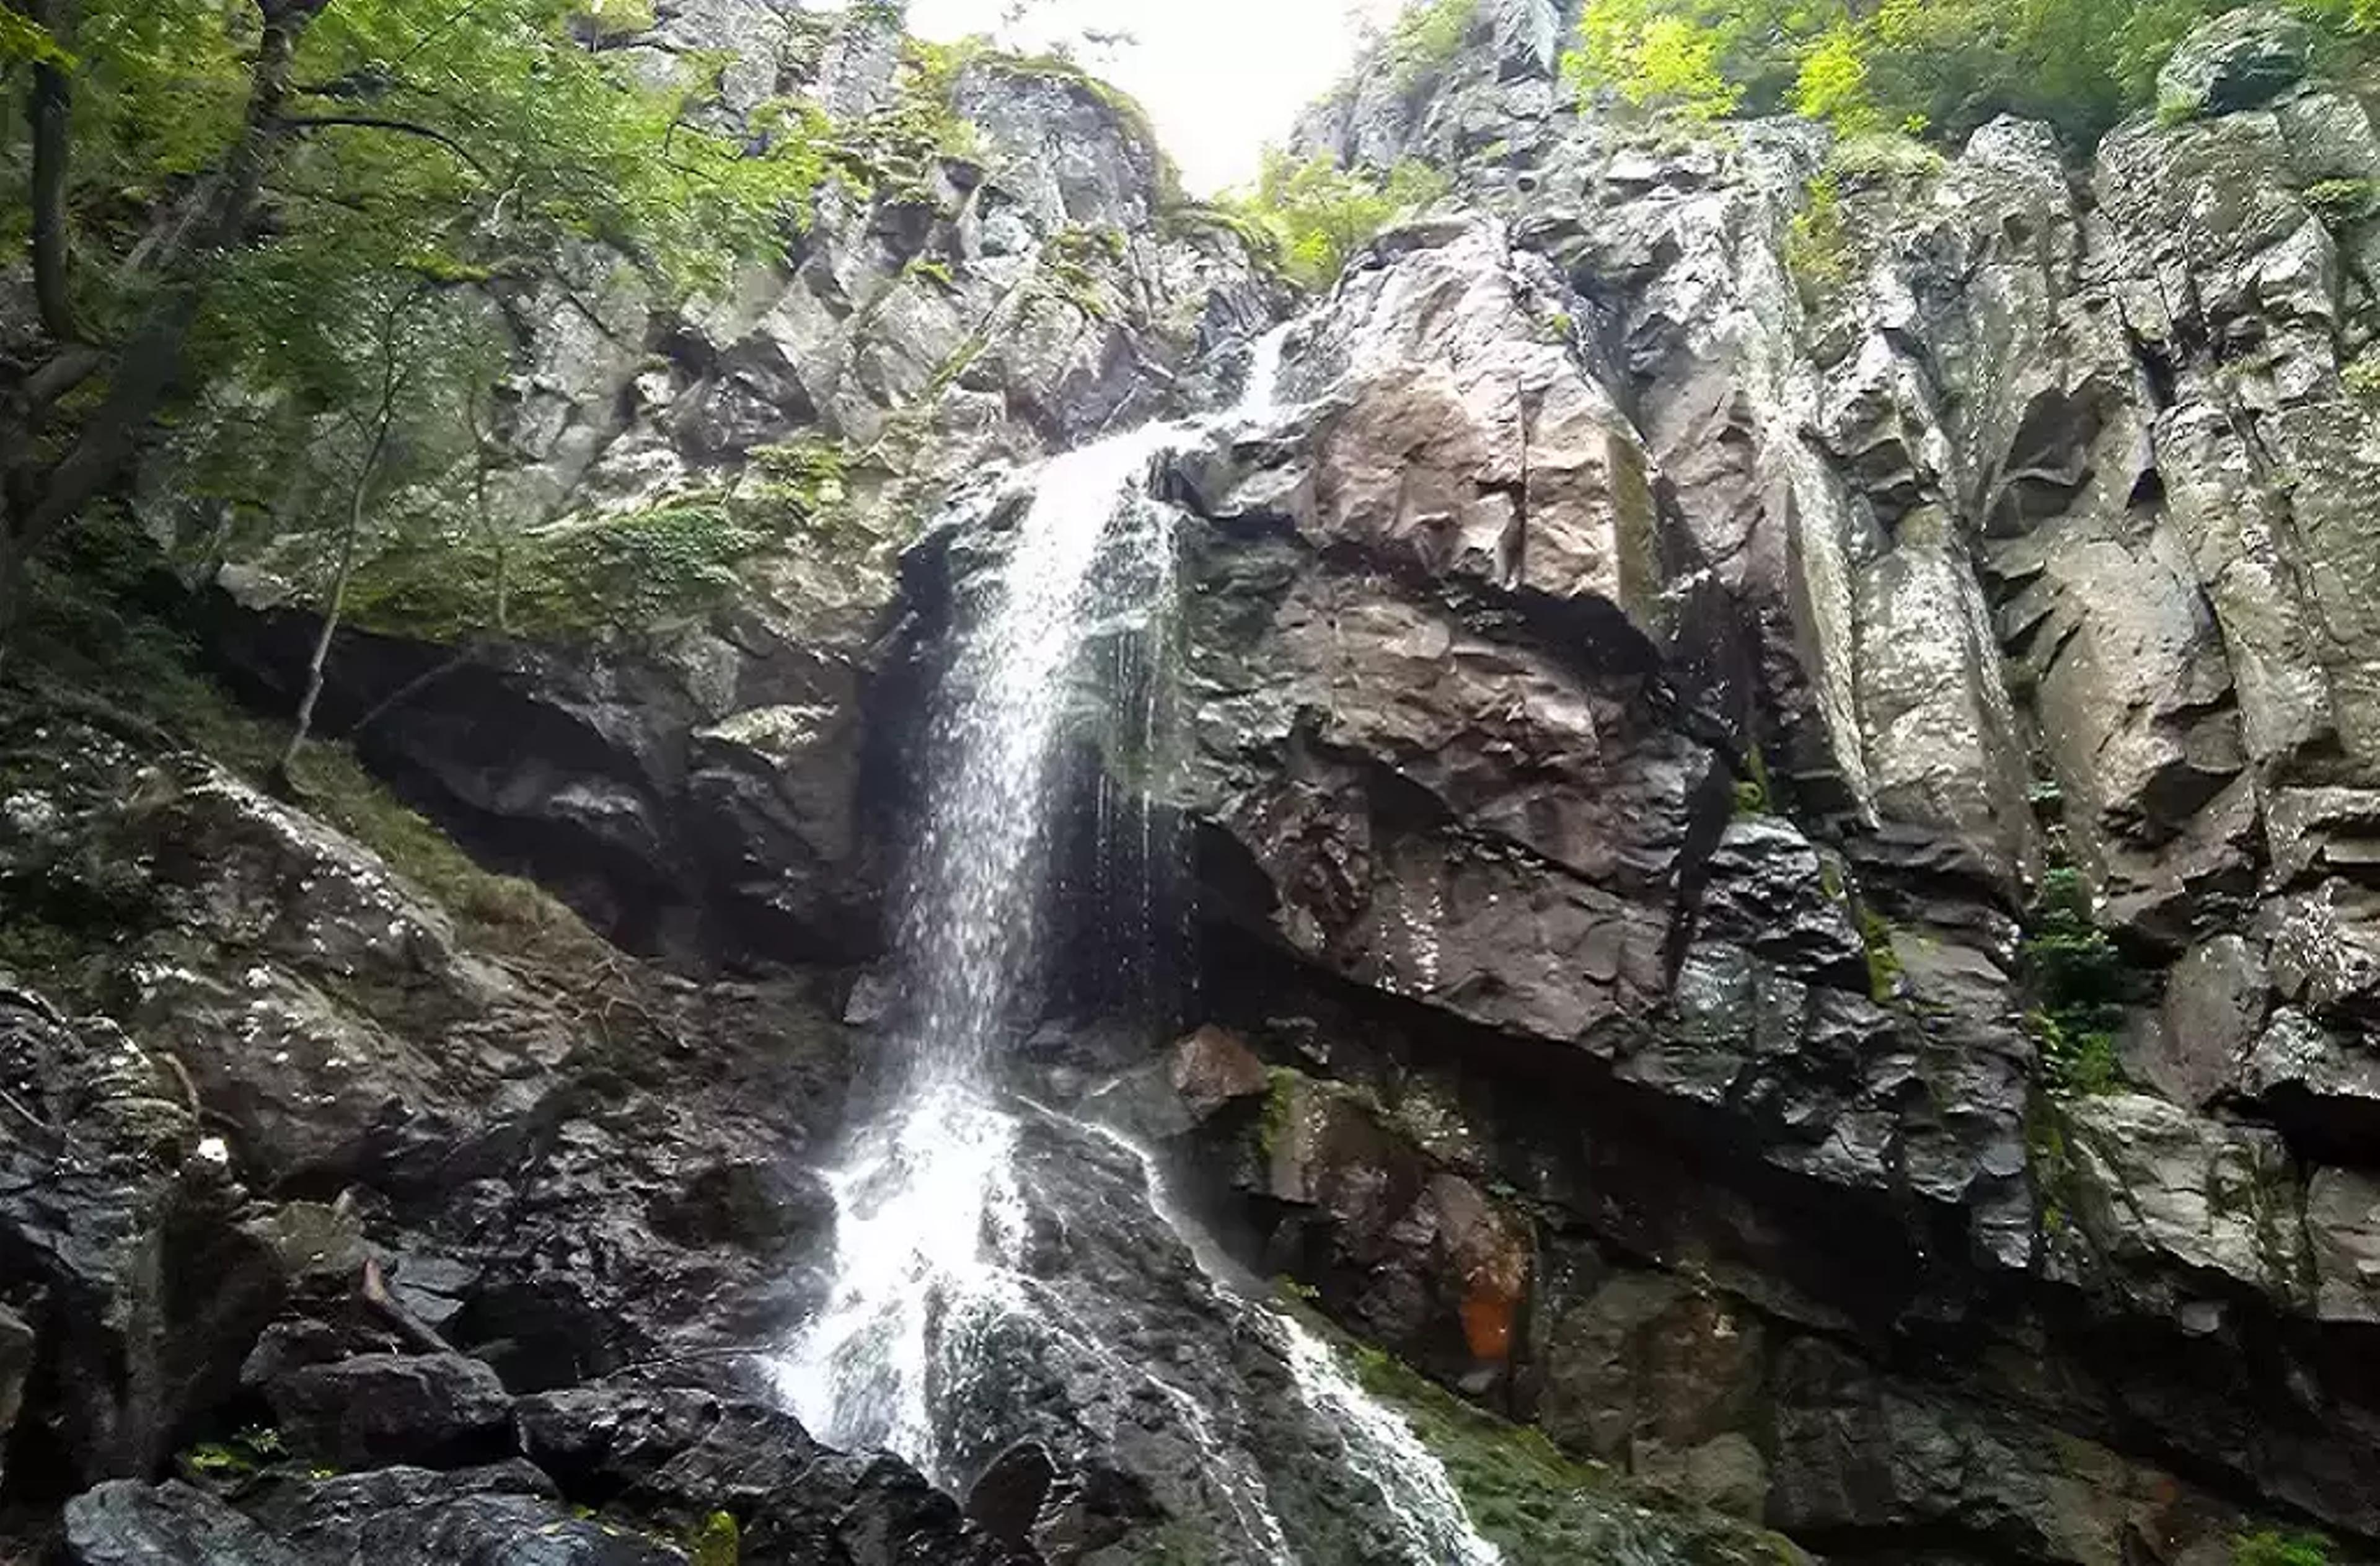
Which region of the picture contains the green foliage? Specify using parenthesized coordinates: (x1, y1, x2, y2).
(1037, 224, 1129, 318)
(2344, 353, 2380, 407)
(4, 0, 834, 671)
(689, 1511, 741, 1566)
(2021, 865, 2130, 1096)
(1859, 907, 1902, 1003)
(0, 9, 72, 68)
(1386, 0, 1480, 93)
(1258, 1066, 1302, 1158)
(836, 37, 987, 199)
(1567, 0, 1744, 118)
(1732, 745, 1774, 816)
(2304, 177, 2377, 223)
(2236, 1531, 2333, 1566)
(1784, 172, 1849, 303)
(178, 1426, 286, 1483)
(1830, 131, 1949, 184)
(10, 514, 605, 973)
(1220, 151, 1450, 291)
(1564, 0, 2377, 148)
(1274, 1274, 1323, 1305)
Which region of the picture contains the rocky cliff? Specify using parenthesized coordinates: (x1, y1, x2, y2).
(10, 1, 2380, 1564)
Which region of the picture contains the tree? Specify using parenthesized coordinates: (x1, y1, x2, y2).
(1564, 0, 2378, 148)
(1223, 149, 1449, 292)
(0, 0, 828, 684)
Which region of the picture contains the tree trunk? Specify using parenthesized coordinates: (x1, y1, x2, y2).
(273, 284, 411, 795)
(271, 449, 377, 796)
(25, 0, 81, 343)
(4, 0, 330, 614)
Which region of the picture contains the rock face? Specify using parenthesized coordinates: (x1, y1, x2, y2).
(27, 4, 2380, 1565)
(198, 7, 1281, 972)
(1117, 6, 2380, 1559)
(0, 694, 958, 1557)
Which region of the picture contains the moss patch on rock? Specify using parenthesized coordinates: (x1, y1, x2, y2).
(1317, 1319, 1802, 1566)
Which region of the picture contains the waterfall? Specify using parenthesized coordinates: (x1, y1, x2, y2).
(776, 325, 1500, 1565)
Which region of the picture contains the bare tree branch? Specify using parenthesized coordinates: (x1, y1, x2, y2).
(281, 113, 495, 180)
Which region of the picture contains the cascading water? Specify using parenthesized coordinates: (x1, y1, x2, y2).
(776, 327, 1499, 1565)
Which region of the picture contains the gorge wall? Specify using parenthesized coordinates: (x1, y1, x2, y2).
(8, 1, 2380, 1564)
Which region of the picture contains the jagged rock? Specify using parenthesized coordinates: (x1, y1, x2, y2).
(2237, 1007, 2380, 1157)
(2158, 7, 2315, 119)
(2309, 1167, 2380, 1324)
(242, 1461, 671, 1565)
(0, 981, 284, 1491)
(257, 1352, 513, 1470)
(965, 1440, 1058, 1551)
(2045, 1095, 2312, 1318)
(2148, 934, 2270, 1107)
(516, 1380, 1018, 1563)
(63, 1480, 307, 1566)
(1167, 1025, 1269, 1121)
(1535, 1268, 1769, 1504)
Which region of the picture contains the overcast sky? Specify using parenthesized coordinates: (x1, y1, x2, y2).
(904, 0, 1406, 195)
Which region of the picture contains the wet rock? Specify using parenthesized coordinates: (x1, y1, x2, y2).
(2237, 1007, 2380, 1159)
(2158, 8, 2314, 119)
(2308, 1167, 2380, 1324)
(0, 981, 285, 1490)
(257, 1352, 513, 1471)
(965, 1440, 1057, 1550)
(63, 1480, 306, 1566)
(241, 1461, 673, 1565)
(2149, 935, 2270, 1108)
(0, 1301, 29, 1489)
(2044, 1095, 2310, 1316)
(515, 1381, 1016, 1564)
(1536, 1269, 1769, 1504)
(1167, 1025, 1269, 1121)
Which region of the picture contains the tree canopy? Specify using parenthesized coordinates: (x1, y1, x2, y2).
(0, 0, 829, 674)
(1566, 0, 2380, 147)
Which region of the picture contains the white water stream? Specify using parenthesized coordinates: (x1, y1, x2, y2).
(774, 327, 1498, 1564)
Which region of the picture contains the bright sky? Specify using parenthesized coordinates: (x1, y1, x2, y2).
(904, 0, 1407, 195)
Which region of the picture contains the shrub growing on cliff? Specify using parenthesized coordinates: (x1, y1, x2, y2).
(1386, 0, 1480, 93)
(2021, 865, 2130, 1095)
(1564, 0, 2379, 148)
(1222, 149, 1449, 291)
(2236, 1531, 2333, 1566)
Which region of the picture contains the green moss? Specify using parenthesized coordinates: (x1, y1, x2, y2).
(1859, 908, 1901, 1004)
(177, 1426, 286, 1484)
(1258, 1066, 1303, 1158)
(2304, 177, 2376, 224)
(1326, 1319, 1794, 1566)
(347, 485, 824, 648)
(2345, 354, 2380, 409)
(1828, 131, 1945, 185)
(575, 0, 656, 39)
(2236, 1531, 2332, 1566)
(688, 1511, 740, 1566)
(13, 516, 610, 978)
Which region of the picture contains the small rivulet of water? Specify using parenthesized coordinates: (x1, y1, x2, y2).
(775, 325, 1500, 1565)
